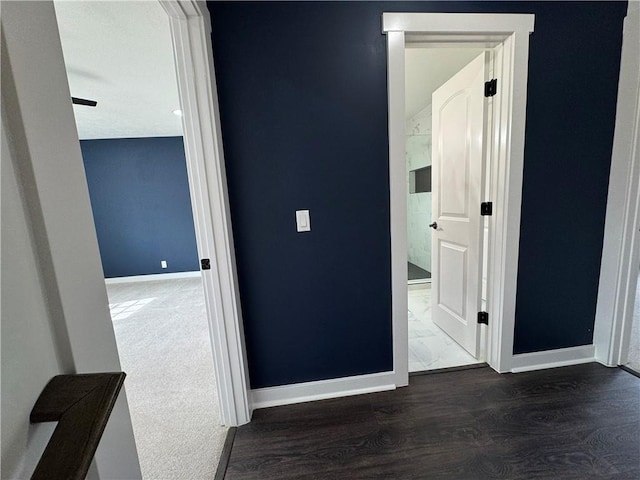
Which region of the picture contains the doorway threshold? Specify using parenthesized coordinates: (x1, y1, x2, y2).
(409, 362, 488, 377)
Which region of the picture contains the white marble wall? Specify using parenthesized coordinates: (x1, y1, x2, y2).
(406, 105, 432, 273)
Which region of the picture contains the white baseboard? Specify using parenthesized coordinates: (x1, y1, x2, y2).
(252, 371, 397, 409)
(105, 271, 201, 284)
(510, 345, 595, 373)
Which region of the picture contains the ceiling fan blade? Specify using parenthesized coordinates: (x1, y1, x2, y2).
(71, 97, 97, 107)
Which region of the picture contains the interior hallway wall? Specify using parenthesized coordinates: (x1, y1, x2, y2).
(81, 137, 199, 278)
(1, 2, 141, 477)
(209, 1, 627, 388)
(1, 87, 69, 480)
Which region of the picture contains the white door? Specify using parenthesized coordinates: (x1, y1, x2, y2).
(431, 52, 488, 357)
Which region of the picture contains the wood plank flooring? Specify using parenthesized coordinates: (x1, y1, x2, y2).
(224, 364, 640, 479)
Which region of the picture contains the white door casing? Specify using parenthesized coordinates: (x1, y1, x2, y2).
(384, 13, 534, 383)
(160, 0, 252, 426)
(431, 53, 488, 357)
(594, 1, 640, 367)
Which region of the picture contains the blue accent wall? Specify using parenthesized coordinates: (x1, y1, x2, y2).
(81, 137, 199, 278)
(208, 1, 627, 388)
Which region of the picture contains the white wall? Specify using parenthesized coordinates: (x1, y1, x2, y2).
(405, 48, 485, 119)
(0, 2, 141, 478)
(406, 105, 432, 273)
(1, 101, 68, 480)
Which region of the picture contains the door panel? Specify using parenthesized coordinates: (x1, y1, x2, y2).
(439, 93, 470, 218)
(438, 241, 467, 319)
(432, 52, 487, 357)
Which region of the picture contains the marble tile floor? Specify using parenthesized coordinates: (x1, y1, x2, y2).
(408, 283, 479, 372)
(106, 277, 226, 480)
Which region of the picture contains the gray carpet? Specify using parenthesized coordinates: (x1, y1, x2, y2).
(107, 277, 227, 479)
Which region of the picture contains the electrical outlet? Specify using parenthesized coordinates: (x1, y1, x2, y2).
(161, 260, 167, 269)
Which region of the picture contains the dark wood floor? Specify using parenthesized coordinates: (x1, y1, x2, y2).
(224, 364, 640, 479)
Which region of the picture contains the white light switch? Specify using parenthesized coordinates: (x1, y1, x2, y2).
(296, 210, 311, 232)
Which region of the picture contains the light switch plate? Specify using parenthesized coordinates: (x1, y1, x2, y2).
(296, 210, 311, 232)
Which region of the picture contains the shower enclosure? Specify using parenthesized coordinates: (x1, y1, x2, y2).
(406, 105, 432, 283)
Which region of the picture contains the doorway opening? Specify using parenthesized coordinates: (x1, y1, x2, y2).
(385, 13, 535, 384)
(405, 46, 490, 372)
(54, 1, 227, 477)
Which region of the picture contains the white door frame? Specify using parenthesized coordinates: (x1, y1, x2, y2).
(384, 13, 535, 385)
(594, 2, 640, 367)
(160, 0, 252, 426)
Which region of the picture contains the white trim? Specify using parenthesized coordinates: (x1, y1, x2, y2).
(406, 35, 511, 49)
(594, 1, 640, 367)
(510, 345, 596, 373)
(383, 13, 534, 34)
(160, 0, 252, 426)
(252, 372, 396, 409)
(384, 13, 534, 382)
(387, 30, 409, 387)
(105, 271, 201, 284)
(487, 30, 532, 373)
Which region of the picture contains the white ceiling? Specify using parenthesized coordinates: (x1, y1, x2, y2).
(405, 47, 484, 119)
(54, 1, 183, 140)
(54, 3, 482, 138)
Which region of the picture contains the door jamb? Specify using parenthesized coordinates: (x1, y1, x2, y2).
(593, 2, 640, 367)
(384, 13, 535, 385)
(159, 0, 252, 426)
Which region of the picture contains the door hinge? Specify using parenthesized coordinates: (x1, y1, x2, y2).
(478, 311, 489, 325)
(200, 258, 211, 270)
(481, 202, 493, 216)
(484, 79, 497, 97)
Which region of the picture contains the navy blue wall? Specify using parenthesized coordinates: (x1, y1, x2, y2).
(81, 137, 199, 278)
(209, 1, 627, 388)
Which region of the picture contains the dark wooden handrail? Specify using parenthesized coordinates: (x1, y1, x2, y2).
(30, 372, 126, 480)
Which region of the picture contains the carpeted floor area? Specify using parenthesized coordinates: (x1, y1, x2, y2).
(107, 277, 226, 479)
